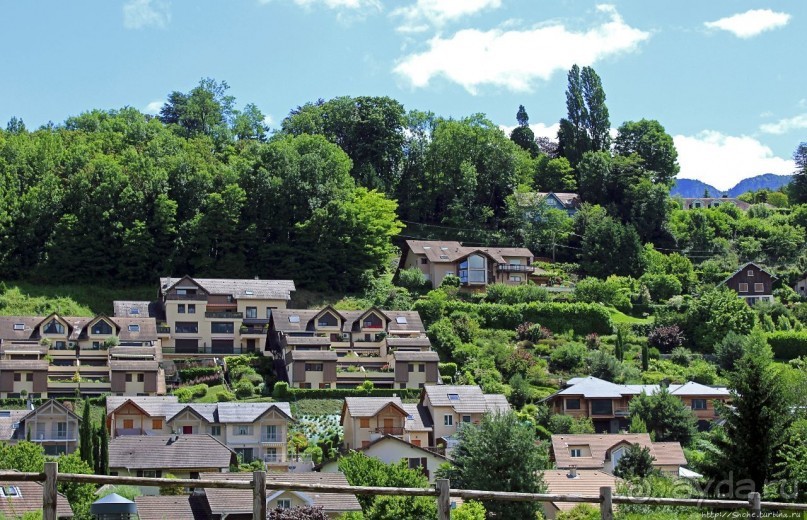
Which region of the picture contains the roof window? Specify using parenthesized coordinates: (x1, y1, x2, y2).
(396, 316, 407, 324)
(448, 393, 460, 401)
(13, 323, 24, 331)
(128, 324, 140, 332)
(245, 290, 254, 295)
(423, 246, 431, 249)
(129, 308, 140, 315)
(288, 316, 300, 323)
(440, 255, 449, 260)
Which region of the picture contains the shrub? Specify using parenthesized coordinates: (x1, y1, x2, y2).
(234, 380, 255, 398)
(178, 366, 220, 382)
(433, 301, 614, 334)
(485, 283, 549, 304)
(648, 325, 684, 353)
(767, 331, 807, 360)
(670, 347, 693, 366)
(584, 333, 600, 349)
(273, 381, 289, 398)
(438, 362, 458, 377)
(173, 384, 208, 403)
(217, 390, 235, 402)
(587, 351, 621, 381)
(397, 267, 431, 295)
(549, 342, 588, 372)
(574, 276, 633, 311)
(640, 273, 682, 302)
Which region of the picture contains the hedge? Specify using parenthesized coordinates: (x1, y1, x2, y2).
(418, 300, 613, 335)
(178, 366, 221, 382)
(767, 331, 807, 360)
(283, 387, 423, 400)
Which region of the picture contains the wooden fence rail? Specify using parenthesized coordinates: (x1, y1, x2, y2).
(2, 463, 807, 520)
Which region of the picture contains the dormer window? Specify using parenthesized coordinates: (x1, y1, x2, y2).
(91, 320, 113, 335)
(128, 324, 140, 332)
(317, 313, 338, 328)
(12, 323, 24, 331)
(43, 320, 64, 335)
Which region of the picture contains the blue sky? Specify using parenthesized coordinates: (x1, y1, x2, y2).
(1, 0, 805, 190)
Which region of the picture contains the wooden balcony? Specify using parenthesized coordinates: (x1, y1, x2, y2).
(374, 427, 404, 436)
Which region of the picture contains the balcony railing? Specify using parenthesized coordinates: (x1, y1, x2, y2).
(261, 436, 283, 443)
(496, 264, 536, 273)
(614, 408, 630, 417)
(241, 326, 267, 335)
(156, 326, 171, 334)
(263, 454, 281, 463)
(374, 427, 404, 436)
(205, 312, 243, 319)
(162, 345, 248, 355)
(165, 294, 207, 301)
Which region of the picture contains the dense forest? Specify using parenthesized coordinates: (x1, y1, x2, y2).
(1, 67, 806, 292)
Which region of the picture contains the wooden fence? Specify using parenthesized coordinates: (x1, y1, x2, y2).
(4, 462, 807, 520)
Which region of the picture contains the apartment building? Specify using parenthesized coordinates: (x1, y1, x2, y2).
(0, 399, 81, 455)
(114, 276, 295, 358)
(106, 396, 294, 469)
(0, 314, 164, 398)
(268, 307, 439, 389)
(551, 433, 688, 475)
(399, 240, 536, 289)
(544, 376, 731, 432)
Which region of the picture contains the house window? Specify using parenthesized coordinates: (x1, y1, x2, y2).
(305, 363, 324, 372)
(754, 283, 764, 293)
(26, 373, 33, 382)
(418, 364, 425, 373)
(691, 399, 707, 410)
(444, 415, 453, 426)
(235, 425, 251, 436)
(43, 320, 65, 335)
(246, 307, 257, 319)
(211, 322, 234, 334)
(125, 374, 132, 382)
(462, 415, 471, 423)
(408, 364, 415, 373)
(187, 304, 196, 314)
(277, 499, 291, 509)
(359, 418, 370, 428)
(91, 321, 113, 335)
(13, 373, 20, 382)
(142, 470, 157, 478)
(570, 448, 582, 458)
(265, 447, 278, 463)
(565, 399, 581, 410)
(13, 323, 24, 331)
(56, 422, 67, 439)
(92, 341, 102, 350)
(738, 283, 749, 292)
(175, 322, 198, 334)
(211, 425, 221, 436)
(178, 304, 186, 314)
(54, 341, 67, 350)
(123, 419, 134, 429)
(264, 425, 278, 441)
(317, 313, 338, 328)
(152, 419, 163, 430)
(420, 258, 428, 265)
(747, 270, 754, 277)
(510, 275, 522, 282)
(590, 400, 613, 416)
(447, 393, 460, 401)
(128, 324, 140, 332)
(299, 383, 311, 389)
(266, 307, 274, 319)
(137, 373, 145, 382)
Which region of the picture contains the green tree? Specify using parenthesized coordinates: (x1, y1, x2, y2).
(451, 500, 486, 520)
(613, 443, 657, 479)
(557, 65, 610, 168)
(510, 105, 539, 156)
(629, 388, 697, 444)
(56, 452, 98, 520)
(789, 142, 807, 204)
(712, 332, 793, 496)
(684, 287, 756, 352)
(97, 423, 109, 475)
(579, 215, 644, 278)
(0, 441, 45, 472)
(443, 412, 549, 519)
(614, 119, 679, 186)
(79, 401, 94, 471)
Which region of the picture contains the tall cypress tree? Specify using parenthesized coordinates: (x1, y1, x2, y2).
(98, 424, 109, 475)
(79, 401, 94, 471)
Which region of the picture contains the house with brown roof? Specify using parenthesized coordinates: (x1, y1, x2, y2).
(200, 471, 362, 519)
(399, 240, 535, 289)
(135, 495, 211, 520)
(106, 396, 294, 470)
(542, 468, 622, 519)
(719, 262, 776, 306)
(544, 376, 730, 432)
(0, 477, 73, 519)
(122, 276, 296, 359)
(420, 385, 510, 450)
(268, 307, 439, 389)
(341, 397, 432, 450)
(2, 399, 81, 455)
(108, 434, 236, 495)
(551, 433, 688, 476)
(0, 314, 164, 398)
(679, 197, 752, 211)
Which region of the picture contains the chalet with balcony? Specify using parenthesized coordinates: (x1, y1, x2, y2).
(106, 396, 294, 469)
(0, 315, 163, 398)
(269, 308, 438, 389)
(718, 262, 776, 305)
(109, 434, 237, 495)
(551, 433, 688, 476)
(200, 471, 362, 519)
(544, 376, 731, 432)
(0, 399, 81, 455)
(420, 385, 510, 449)
(399, 240, 536, 289)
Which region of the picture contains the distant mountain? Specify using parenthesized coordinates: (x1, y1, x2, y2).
(671, 174, 793, 198)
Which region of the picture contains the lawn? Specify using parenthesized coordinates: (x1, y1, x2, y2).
(608, 307, 654, 325)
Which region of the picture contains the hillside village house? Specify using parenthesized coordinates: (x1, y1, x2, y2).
(542, 469, 622, 520)
(106, 396, 294, 469)
(399, 240, 535, 289)
(114, 276, 295, 358)
(678, 196, 752, 211)
(544, 376, 730, 432)
(0, 314, 164, 398)
(200, 472, 362, 519)
(719, 262, 776, 305)
(793, 273, 807, 297)
(0, 399, 81, 455)
(515, 192, 581, 219)
(268, 307, 439, 389)
(551, 433, 689, 476)
(108, 434, 236, 495)
(0, 478, 73, 519)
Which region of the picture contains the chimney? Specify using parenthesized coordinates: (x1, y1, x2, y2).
(567, 466, 578, 479)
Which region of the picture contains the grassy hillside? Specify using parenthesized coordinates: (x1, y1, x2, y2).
(0, 282, 154, 316)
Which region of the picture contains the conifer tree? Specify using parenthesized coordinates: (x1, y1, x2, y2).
(79, 401, 94, 471)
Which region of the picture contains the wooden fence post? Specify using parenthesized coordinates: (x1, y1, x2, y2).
(436, 479, 451, 520)
(43, 462, 58, 520)
(748, 492, 761, 519)
(253, 470, 266, 520)
(599, 486, 613, 520)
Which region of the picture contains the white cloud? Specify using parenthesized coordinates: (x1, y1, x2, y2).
(123, 0, 171, 29)
(263, 114, 275, 127)
(760, 114, 807, 135)
(144, 100, 163, 114)
(704, 9, 790, 38)
(499, 122, 560, 140)
(258, 0, 380, 10)
(393, 0, 502, 33)
(674, 131, 794, 191)
(393, 4, 650, 93)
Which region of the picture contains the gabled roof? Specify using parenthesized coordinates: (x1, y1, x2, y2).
(402, 403, 432, 432)
(106, 397, 294, 424)
(160, 276, 295, 300)
(0, 476, 73, 518)
(0, 410, 30, 441)
(554, 376, 730, 399)
(551, 434, 687, 469)
(314, 306, 345, 324)
(135, 495, 211, 520)
(108, 434, 236, 470)
(422, 385, 510, 414)
(361, 434, 447, 460)
(20, 399, 81, 424)
(342, 397, 408, 421)
(404, 240, 534, 264)
(392, 350, 439, 362)
(719, 262, 777, 286)
(543, 470, 622, 513)
(201, 472, 361, 514)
